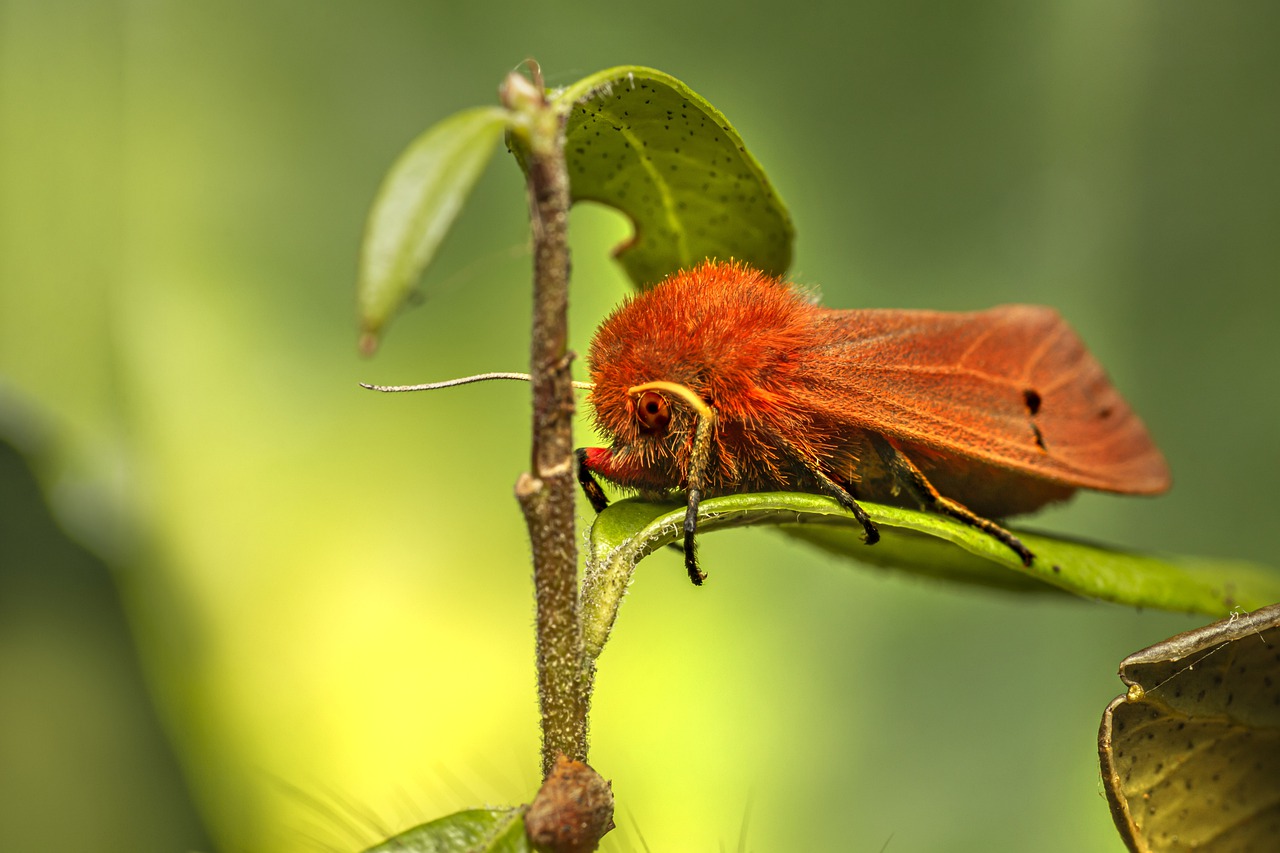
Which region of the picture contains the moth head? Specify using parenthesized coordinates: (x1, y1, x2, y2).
(586, 369, 709, 460)
(611, 380, 714, 470)
(627, 381, 710, 429)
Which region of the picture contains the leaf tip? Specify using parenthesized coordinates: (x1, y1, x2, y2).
(358, 330, 380, 357)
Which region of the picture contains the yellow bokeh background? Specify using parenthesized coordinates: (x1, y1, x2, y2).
(3, 2, 1278, 852)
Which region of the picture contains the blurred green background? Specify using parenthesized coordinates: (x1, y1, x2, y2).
(2, 2, 1277, 851)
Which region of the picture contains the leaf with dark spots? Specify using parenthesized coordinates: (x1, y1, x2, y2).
(547, 67, 794, 288)
(1100, 604, 1280, 852)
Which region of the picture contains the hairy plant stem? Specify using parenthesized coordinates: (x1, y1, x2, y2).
(503, 70, 589, 780)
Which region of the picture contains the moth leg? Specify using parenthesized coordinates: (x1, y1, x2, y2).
(680, 404, 721, 584)
(575, 448, 611, 513)
(772, 434, 879, 545)
(578, 448, 693, 568)
(682, 486, 706, 585)
(679, 404, 719, 586)
(577, 444, 707, 584)
(810, 468, 880, 546)
(867, 434, 1034, 566)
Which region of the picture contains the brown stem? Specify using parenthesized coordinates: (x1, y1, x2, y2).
(502, 68, 589, 780)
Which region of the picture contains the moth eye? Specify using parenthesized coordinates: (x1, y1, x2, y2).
(634, 390, 670, 433)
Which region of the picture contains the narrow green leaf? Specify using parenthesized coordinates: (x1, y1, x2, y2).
(549, 66, 794, 287)
(363, 807, 528, 853)
(357, 106, 509, 352)
(581, 493, 1280, 662)
(1099, 604, 1280, 852)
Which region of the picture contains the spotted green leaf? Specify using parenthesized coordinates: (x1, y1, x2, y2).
(550, 66, 794, 287)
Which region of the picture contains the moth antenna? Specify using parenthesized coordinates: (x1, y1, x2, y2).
(361, 372, 593, 392)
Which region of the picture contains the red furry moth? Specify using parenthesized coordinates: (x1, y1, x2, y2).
(364, 260, 1171, 587)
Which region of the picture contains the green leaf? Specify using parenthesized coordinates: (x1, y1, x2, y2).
(581, 493, 1280, 662)
(357, 106, 509, 353)
(550, 66, 794, 287)
(1099, 604, 1280, 852)
(363, 807, 528, 853)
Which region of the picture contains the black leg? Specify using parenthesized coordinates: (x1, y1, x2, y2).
(867, 433, 1034, 566)
(771, 432, 879, 546)
(682, 487, 707, 585)
(678, 404, 719, 585)
(809, 468, 880, 546)
(577, 446, 706, 581)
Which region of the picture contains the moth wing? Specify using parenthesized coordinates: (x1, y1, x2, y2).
(803, 305, 1171, 494)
